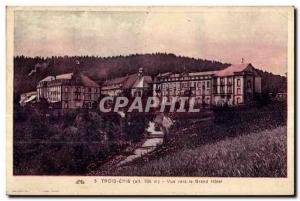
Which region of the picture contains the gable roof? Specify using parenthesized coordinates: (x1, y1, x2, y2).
(215, 63, 255, 77)
(132, 76, 152, 88)
(122, 74, 139, 89)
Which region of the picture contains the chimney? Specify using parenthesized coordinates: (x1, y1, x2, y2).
(74, 60, 80, 75)
(74, 60, 81, 83)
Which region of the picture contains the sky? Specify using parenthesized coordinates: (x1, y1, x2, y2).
(14, 8, 291, 75)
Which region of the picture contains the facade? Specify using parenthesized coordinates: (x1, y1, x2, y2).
(153, 63, 262, 106)
(153, 71, 216, 105)
(212, 63, 261, 105)
(101, 68, 153, 98)
(37, 72, 101, 109)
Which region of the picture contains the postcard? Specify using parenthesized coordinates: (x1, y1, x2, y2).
(6, 6, 295, 195)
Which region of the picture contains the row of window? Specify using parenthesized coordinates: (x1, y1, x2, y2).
(214, 78, 241, 87)
(161, 81, 211, 89)
(160, 77, 241, 88)
(64, 86, 100, 93)
(160, 75, 211, 82)
(156, 96, 211, 103)
(213, 86, 242, 95)
(162, 89, 211, 96)
(62, 92, 99, 100)
(63, 101, 93, 109)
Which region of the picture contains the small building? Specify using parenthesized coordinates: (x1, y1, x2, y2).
(37, 72, 101, 109)
(19, 91, 37, 106)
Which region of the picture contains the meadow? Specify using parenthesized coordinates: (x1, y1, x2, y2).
(110, 126, 287, 177)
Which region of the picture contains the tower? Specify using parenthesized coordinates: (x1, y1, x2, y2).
(138, 67, 143, 78)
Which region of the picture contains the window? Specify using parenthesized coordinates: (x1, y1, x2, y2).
(237, 79, 241, 87)
(237, 88, 241, 95)
(237, 97, 241, 104)
(213, 79, 218, 85)
(207, 81, 210, 88)
(213, 86, 217, 94)
(228, 86, 232, 93)
(247, 80, 252, 89)
(220, 86, 225, 93)
(220, 78, 225, 85)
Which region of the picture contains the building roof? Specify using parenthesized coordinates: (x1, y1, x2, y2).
(215, 63, 254, 77)
(80, 75, 100, 87)
(55, 72, 100, 87)
(155, 63, 257, 79)
(121, 74, 139, 89)
(158, 72, 173, 78)
(189, 71, 219, 76)
(132, 76, 152, 88)
(40, 73, 99, 87)
(155, 71, 217, 80)
(102, 73, 151, 89)
(56, 73, 73, 80)
(40, 76, 55, 82)
(103, 76, 129, 86)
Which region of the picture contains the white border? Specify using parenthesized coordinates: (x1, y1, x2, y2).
(1, 0, 298, 200)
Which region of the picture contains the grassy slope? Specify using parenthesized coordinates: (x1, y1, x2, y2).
(111, 126, 287, 177)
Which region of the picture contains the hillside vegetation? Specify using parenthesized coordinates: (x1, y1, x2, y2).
(109, 126, 287, 177)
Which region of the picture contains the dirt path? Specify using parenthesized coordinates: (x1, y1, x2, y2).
(116, 121, 164, 166)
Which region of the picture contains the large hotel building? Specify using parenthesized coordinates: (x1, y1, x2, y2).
(152, 63, 261, 106)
